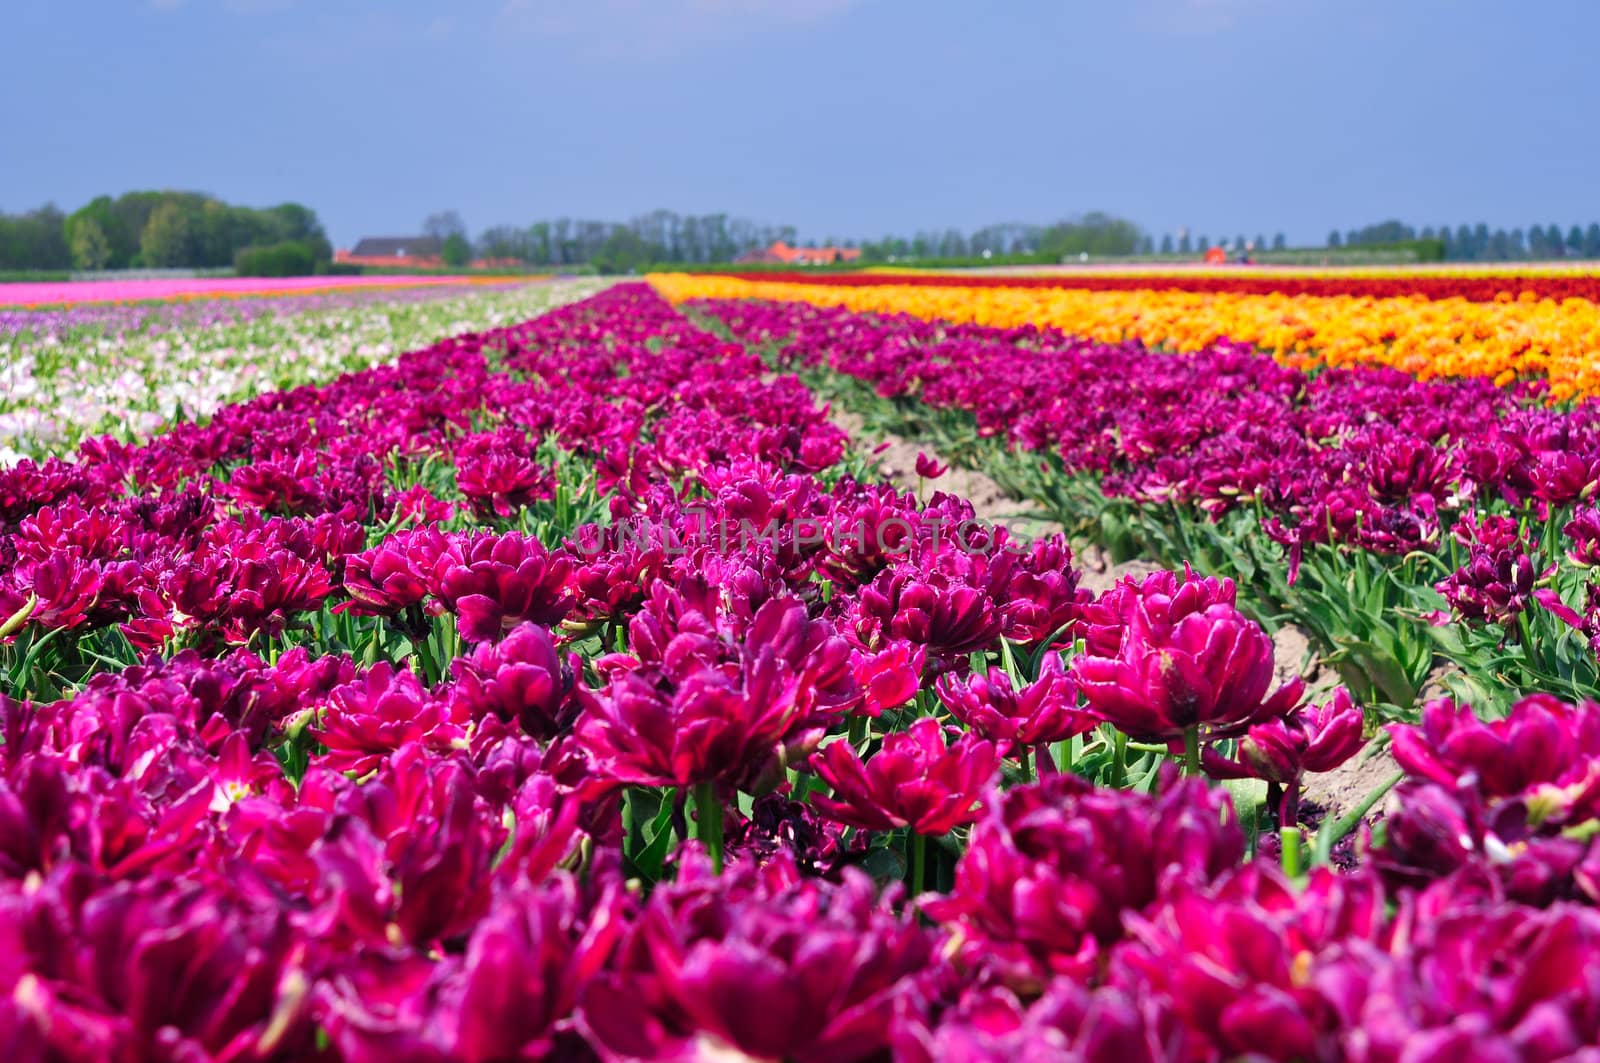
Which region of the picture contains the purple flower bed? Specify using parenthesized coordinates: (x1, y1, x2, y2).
(2, 284, 1598, 1061)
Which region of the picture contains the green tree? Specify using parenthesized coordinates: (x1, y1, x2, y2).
(69, 217, 111, 270)
(140, 202, 195, 266)
(593, 226, 649, 273)
(0, 204, 71, 270)
(425, 211, 467, 242)
(67, 196, 136, 268)
(265, 203, 331, 261)
(526, 222, 553, 265)
(1037, 212, 1142, 258)
(477, 225, 530, 262)
(234, 241, 315, 277)
(441, 232, 471, 267)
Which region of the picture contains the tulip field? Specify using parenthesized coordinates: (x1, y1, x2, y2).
(4, 270, 1600, 1060)
(0, 278, 605, 464)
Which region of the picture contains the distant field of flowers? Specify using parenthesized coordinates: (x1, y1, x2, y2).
(0, 272, 530, 308)
(662, 269, 1600, 398)
(7, 270, 1600, 1058)
(0, 278, 606, 463)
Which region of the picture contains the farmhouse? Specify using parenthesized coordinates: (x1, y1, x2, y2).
(735, 240, 862, 266)
(333, 236, 445, 269)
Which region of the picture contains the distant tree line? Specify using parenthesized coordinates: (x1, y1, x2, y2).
(856, 213, 1146, 261)
(456, 209, 1147, 271)
(1327, 219, 1600, 261)
(465, 211, 800, 273)
(17, 195, 1598, 275)
(1157, 233, 1290, 255)
(0, 205, 71, 271)
(0, 192, 331, 272)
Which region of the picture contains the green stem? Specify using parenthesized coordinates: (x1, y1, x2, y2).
(692, 783, 724, 874)
(1183, 727, 1201, 777)
(909, 831, 927, 897)
(1111, 730, 1128, 788)
(1281, 826, 1302, 877)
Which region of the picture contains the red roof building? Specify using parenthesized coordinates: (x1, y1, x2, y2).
(735, 240, 861, 266)
(334, 236, 444, 269)
(332, 237, 529, 272)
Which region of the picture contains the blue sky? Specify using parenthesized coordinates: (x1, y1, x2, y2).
(5, 0, 1596, 247)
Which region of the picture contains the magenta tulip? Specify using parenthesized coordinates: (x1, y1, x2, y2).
(809, 717, 1000, 835)
(936, 652, 1096, 748)
(1073, 591, 1303, 744)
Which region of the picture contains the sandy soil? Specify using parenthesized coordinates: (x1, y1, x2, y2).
(1301, 744, 1401, 823)
(829, 407, 1063, 542)
(1076, 542, 1165, 594)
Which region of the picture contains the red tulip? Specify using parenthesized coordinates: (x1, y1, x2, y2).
(1388, 694, 1600, 804)
(338, 528, 439, 616)
(1076, 565, 1237, 658)
(997, 536, 1090, 646)
(1111, 865, 1386, 1061)
(915, 452, 948, 479)
(313, 664, 466, 775)
(434, 531, 575, 643)
(936, 652, 1096, 748)
(1073, 591, 1302, 743)
(1433, 514, 1541, 625)
(809, 717, 1000, 835)
(850, 569, 1001, 664)
(852, 641, 925, 717)
(576, 596, 855, 788)
(448, 622, 578, 740)
(924, 772, 1243, 984)
(579, 854, 932, 1062)
(1203, 688, 1366, 826)
(1563, 506, 1600, 567)
(454, 429, 555, 519)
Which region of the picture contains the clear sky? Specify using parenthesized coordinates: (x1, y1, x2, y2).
(5, 0, 1596, 248)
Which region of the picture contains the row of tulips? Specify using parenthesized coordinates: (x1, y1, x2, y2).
(650, 272, 1600, 401)
(735, 266, 1600, 304)
(0, 273, 534, 310)
(0, 278, 608, 464)
(679, 292, 1600, 717)
(5, 283, 1600, 1059)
